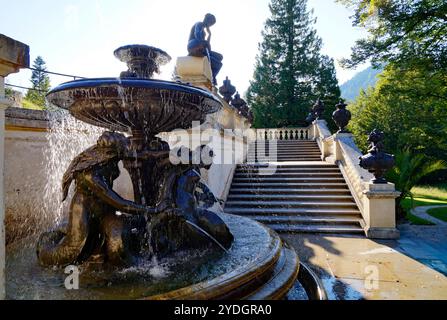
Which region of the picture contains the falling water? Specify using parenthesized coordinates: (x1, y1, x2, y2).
(185, 220, 229, 254)
(41, 109, 102, 231)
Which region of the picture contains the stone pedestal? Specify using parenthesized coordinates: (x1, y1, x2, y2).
(362, 183, 401, 239)
(0, 34, 29, 299)
(174, 56, 213, 91)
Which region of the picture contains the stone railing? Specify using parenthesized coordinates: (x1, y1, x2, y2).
(312, 120, 400, 239)
(253, 127, 312, 141)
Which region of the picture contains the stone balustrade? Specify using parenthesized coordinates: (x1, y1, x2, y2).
(252, 127, 312, 141)
(312, 120, 400, 239)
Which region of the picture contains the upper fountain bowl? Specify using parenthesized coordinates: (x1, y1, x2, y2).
(114, 45, 171, 79)
(46, 78, 222, 134)
(46, 44, 222, 134)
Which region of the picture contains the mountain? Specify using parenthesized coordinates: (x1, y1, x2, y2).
(340, 66, 383, 102)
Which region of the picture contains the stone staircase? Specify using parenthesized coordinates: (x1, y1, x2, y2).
(225, 140, 365, 235)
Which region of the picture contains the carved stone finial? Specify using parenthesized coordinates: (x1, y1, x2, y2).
(231, 92, 246, 109)
(359, 129, 395, 184)
(218, 76, 236, 103)
(332, 99, 351, 133)
(312, 98, 325, 120)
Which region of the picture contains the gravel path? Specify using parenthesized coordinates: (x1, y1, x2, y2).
(411, 205, 447, 226)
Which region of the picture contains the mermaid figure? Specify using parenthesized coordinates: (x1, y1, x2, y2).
(37, 131, 166, 267)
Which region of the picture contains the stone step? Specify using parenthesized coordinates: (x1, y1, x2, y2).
(249, 149, 320, 151)
(231, 182, 349, 189)
(241, 162, 335, 166)
(224, 207, 361, 216)
(247, 153, 322, 157)
(228, 188, 351, 195)
(225, 201, 358, 209)
(248, 151, 322, 154)
(234, 172, 343, 178)
(250, 145, 319, 149)
(251, 158, 322, 162)
(248, 146, 320, 149)
(227, 194, 354, 201)
(250, 215, 362, 225)
(268, 224, 365, 234)
(235, 170, 341, 176)
(250, 141, 317, 144)
(232, 177, 346, 183)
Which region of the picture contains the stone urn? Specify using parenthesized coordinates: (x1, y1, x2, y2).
(359, 129, 395, 184)
(218, 76, 236, 103)
(332, 99, 351, 133)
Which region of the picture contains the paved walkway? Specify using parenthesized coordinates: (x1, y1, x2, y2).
(283, 228, 447, 300)
(411, 205, 447, 226)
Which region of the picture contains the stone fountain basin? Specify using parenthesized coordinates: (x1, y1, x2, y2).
(46, 78, 222, 133)
(6, 214, 299, 300)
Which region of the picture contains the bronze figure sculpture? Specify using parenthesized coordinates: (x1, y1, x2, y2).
(41, 43, 234, 269)
(188, 13, 223, 85)
(37, 132, 167, 267)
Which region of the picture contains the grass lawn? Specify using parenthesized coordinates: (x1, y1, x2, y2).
(401, 184, 447, 225)
(22, 99, 44, 110)
(412, 183, 447, 201)
(427, 206, 447, 222)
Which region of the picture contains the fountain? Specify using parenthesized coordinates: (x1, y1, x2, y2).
(6, 43, 302, 300)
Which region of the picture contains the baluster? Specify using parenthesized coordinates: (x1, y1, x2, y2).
(284, 130, 288, 140)
(305, 130, 309, 140)
(300, 130, 304, 140)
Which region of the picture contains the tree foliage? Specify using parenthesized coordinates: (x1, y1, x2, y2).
(386, 149, 446, 219)
(25, 56, 51, 108)
(247, 0, 341, 128)
(348, 64, 447, 160)
(337, 0, 447, 69)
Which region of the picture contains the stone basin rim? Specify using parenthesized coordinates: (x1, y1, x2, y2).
(46, 77, 221, 103)
(146, 214, 285, 300)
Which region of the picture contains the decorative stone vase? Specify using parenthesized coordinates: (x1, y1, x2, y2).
(332, 99, 351, 133)
(359, 129, 395, 184)
(218, 76, 236, 103)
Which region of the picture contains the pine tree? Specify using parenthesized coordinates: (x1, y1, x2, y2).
(25, 56, 51, 108)
(246, 0, 341, 128)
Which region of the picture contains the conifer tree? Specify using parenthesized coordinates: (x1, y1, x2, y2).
(247, 0, 341, 128)
(25, 56, 51, 108)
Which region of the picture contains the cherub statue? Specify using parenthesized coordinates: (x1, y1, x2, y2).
(37, 131, 166, 267)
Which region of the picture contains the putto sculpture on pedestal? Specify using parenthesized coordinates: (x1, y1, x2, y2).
(187, 13, 223, 85)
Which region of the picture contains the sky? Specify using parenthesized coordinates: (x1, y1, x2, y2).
(1, 0, 368, 96)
